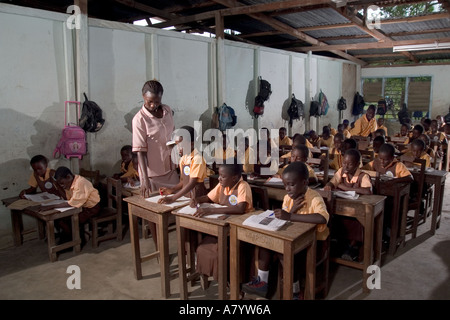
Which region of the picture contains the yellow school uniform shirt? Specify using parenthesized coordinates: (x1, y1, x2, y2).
(403, 151, 431, 168)
(318, 135, 334, 148)
(330, 128, 337, 136)
(350, 115, 377, 137)
(328, 168, 372, 191)
(282, 188, 329, 241)
(277, 162, 317, 180)
(363, 159, 412, 178)
(28, 168, 52, 188)
(378, 125, 388, 136)
(329, 148, 343, 170)
(305, 139, 314, 149)
(242, 147, 255, 174)
(343, 129, 352, 139)
(180, 150, 207, 182)
(207, 177, 254, 213)
(65, 175, 100, 208)
(279, 136, 292, 146)
(120, 161, 139, 179)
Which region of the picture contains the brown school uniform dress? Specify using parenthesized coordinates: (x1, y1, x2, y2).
(196, 178, 253, 280)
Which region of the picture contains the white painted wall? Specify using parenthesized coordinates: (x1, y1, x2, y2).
(0, 3, 360, 247)
(362, 65, 450, 118)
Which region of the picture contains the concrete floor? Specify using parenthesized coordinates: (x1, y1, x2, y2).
(0, 178, 449, 301)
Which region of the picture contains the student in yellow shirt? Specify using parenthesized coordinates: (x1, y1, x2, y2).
(307, 130, 320, 147)
(403, 138, 432, 168)
(329, 133, 345, 170)
(371, 136, 385, 158)
(19, 154, 65, 200)
(342, 119, 352, 138)
(350, 104, 377, 137)
(318, 126, 334, 148)
(190, 161, 253, 282)
(395, 123, 411, 139)
(324, 149, 372, 261)
(338, 123, 351, 139)
(44, 166, 101, 245)
(113, 145, 140, 186)
(159, 125, 208, 203)
(242, 161, 329, 299)
(429, 119, 446, 143)
(278, 127, 292, 147)
(376, 117, 388, 137)
(276, 145, 318, 185)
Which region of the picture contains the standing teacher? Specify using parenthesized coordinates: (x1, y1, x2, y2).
(132, 80, 179, 198)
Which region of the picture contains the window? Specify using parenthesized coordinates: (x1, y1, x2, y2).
(362, 76, 431, 120)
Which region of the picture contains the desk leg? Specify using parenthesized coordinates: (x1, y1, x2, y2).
(10, 209, 23, 246)
(388, 195, 400, 255)
(37, 219, 45, 240)
(282, 242, 294, 300)
(71, 214, 81, 254)
(218, 226, 228, 300)
(430, 181, 444, 235)
(304, 240, 316, 300)
(229, 225, 240, 300)
(176, 218, 188, 300)
(47, 220, 57, 262)
(158, 214, 170, 299)
(128, 205, 142, 280)
(374, 210, 384, 265)
(363, 213, 374, 293)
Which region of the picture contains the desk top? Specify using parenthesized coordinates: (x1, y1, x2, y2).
(2, 196, 82, 219)
(172, 208, 230, 227)
(227, 211, 316, 242)
(124, 194, 189, 214)
(335, 194, 386, 206)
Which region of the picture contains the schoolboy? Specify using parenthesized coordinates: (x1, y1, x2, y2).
(324, 149, 372, 261)
(376, 117, 388, 137)
(329, 133, 345, 170)
(277, 145, 318, 185)
(113, 145, 139, 185)
(278, 127, 292, 146)
(190, 161, 253, 281)
(159, 125, 207, 203)
(403, 138, 432, 168)
(20, 155, 65, 199)
(242, 161, 329, 299)
(350, 104, 377, 137)
(318, 126, 334, 148)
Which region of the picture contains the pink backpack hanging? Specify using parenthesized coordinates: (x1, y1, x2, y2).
(53, 101, 87, 159)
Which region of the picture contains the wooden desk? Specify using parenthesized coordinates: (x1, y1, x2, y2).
(332, 195, 386, 292)
(375, 180, 410, 255)
(123, 195, 188, 298)
(411, 169, 448, 235)
(172, 210, 230, 300)
(228, 211, 317, 300)
(2, 197, 82, 262)
(121, 187, 140, 197)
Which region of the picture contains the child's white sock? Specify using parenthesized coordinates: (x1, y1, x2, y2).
(258, 269, 269, 283)
(293, 280, 300, 293)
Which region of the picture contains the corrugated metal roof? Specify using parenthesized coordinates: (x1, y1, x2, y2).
(381, 18, 450, 34)
(303, 26, 368, 39)
(348, 48, 396, 55)
(276, 8, 351, 28)
(325, 38, 378, 45)
(391, 32, 450, 41)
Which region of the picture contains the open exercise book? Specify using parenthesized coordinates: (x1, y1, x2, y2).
(264, 177, 284, 187)
(243, 210, 288, 231)
(145, 195, 191, 207)
(333, 190, 359, 200)
(177, 203, 228, 219)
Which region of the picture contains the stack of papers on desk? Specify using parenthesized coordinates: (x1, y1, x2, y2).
(334, 190, 359, 200)
(24, 192, 61, 203)
(123, 181, 140, 189)
(243, 210, 288, 231)
(145, 195, 191, 207)
(264, 177, 284, 186)
(177, 203, 228, 219)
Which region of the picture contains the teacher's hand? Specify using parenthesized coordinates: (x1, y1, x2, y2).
(140, 179, 151, 198)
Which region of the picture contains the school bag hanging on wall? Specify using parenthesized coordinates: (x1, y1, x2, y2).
(253, 76, 272, 118)
(79, 93, 105, 132)
(218, 103, 237, 131)
(310, 99, 321, 117)
(53, 101, 87, 160)
(287, 93, 304, 127)
(318, 90, 330, 116)
(352, 92, 365, 116)
(337, 96, 347, 111)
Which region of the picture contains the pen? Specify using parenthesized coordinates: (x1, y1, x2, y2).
(268, 212, 274, 217)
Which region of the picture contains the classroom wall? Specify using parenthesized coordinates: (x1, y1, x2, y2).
(0, 3, 360, 246)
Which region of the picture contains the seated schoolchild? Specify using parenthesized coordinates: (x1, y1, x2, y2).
(328, 133, 345, 170)
(278, 127, 292, 146)
(324, 149, 372, 261)
(20, 154, 65, 199)
(371, 136, 385, 158)
(317, 126, 334, 149)
(242, 162, 329, 299)
(159, 125, 208, 203)
(43, 166, 101, 245)
(307, 130, 320, 147)
(395, 123, 411, 139)
(376, 117, 388, 137)
(190, 161, 253, 281)
(113, 145, 139, 185)
(276, 145, 318, 185)
(402, 138, 432, 168)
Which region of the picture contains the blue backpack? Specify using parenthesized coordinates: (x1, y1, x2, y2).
(218, 103, 237, 131)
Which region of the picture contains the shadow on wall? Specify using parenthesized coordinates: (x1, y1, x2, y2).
(430, 240, 450, 299)
(124, 106, 141, 133)
(245, 79, 257, 119)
